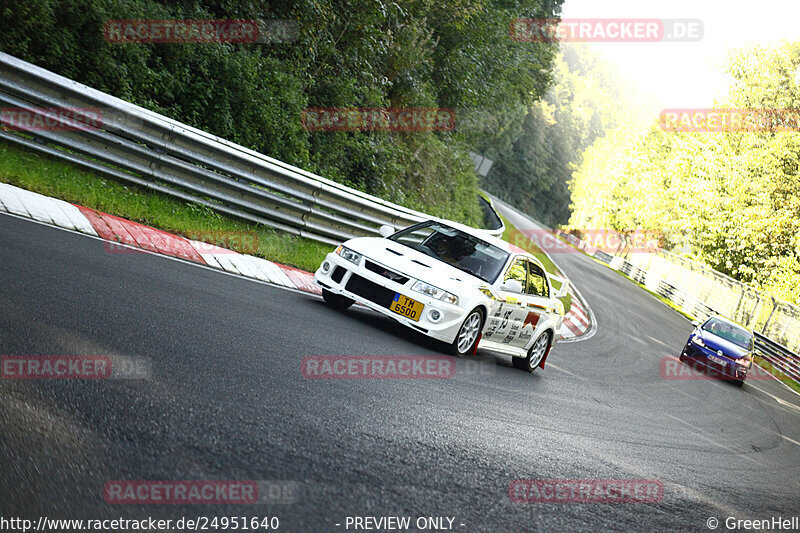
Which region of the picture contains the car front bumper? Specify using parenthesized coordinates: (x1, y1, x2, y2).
(314, 252, 470, 344)
(681, 343, 749, 381)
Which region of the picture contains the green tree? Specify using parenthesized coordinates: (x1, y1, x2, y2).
(482, 43, 656, 226)
(1, 0, 564, 227)
(568, 41, 800, 304)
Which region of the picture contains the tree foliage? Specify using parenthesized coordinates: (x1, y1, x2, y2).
(569, 42, 800, 304)
(481, 43, 655, 226)
(0, 0, 563, 227)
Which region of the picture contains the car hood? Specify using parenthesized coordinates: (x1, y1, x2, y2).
(343, 237, 484, 292)
(695, 330, 751, 358)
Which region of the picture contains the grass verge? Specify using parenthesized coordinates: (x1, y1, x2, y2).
(753, 355, 800, 395)
(0, 140, 333, 272)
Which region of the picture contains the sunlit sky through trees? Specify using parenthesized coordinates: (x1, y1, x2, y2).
(562, 0, 799, 107)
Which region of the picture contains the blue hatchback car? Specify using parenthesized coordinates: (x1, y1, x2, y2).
(680, 315, 755, 386)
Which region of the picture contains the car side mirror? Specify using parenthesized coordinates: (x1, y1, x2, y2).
(554, 279, 569, 298)
(379, 225, 395, 238)
(691, 320, 700, 327)
(500, 279, 523, 294)
(546, 273, 569, 299)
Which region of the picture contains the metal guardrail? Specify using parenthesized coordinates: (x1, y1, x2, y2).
(754, 333, 800, 384)
(556, 231, 800, 384)
(0, 52, 503, 247)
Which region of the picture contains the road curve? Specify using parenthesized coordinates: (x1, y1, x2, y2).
(1, 212, 799, 531)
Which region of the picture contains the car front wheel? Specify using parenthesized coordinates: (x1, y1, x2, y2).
(450, 308, 484, 357)
(513, 331, 551, 373)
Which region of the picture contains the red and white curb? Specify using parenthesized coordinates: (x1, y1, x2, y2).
(1, 182, 595, 340)
(559, 285, 596, 342)
(0, 183, 321, 295)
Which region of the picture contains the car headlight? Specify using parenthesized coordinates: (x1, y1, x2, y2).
(734, 357, 751, 368)
(411, 280, 458, 305)
(691, 335, 705, 347)
(335, 245, 362, 265)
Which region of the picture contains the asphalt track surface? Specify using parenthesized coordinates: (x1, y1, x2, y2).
(1, 210, 799, 532)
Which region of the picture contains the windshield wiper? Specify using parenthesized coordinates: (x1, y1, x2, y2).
(455, 266, 489, 282)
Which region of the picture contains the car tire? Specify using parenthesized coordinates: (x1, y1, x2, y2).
(322, 289, 354, 310)
(450, 308, 484, 357)
(513, 331, 551, 373)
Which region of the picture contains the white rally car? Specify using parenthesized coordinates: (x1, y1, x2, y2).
(314, 220, 569, 372)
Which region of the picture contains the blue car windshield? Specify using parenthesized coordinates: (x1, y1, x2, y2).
(388, 221, 509, 283)
(702, 318, 753, 350)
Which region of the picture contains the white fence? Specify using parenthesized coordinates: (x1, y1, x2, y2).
(558, 232, 800, 382)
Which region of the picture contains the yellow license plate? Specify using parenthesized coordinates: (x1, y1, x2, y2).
(390, 293, 424, 322)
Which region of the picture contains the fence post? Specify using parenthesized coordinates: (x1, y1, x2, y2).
(733, 287, 745, 322)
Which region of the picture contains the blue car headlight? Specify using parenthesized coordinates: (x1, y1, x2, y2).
(691, 335, 705, 347)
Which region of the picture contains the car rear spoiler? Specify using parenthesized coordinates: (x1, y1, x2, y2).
(548, 273, 570, 298)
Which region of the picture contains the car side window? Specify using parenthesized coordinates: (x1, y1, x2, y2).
(525, 261, 548, 297)
(504, 259, 527, 289)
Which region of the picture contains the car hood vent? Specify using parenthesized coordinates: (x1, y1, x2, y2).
(411, 259, 431, 268)
(386, 248, 403, 256)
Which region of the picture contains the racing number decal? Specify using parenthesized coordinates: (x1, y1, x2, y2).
(500, 308, 520, 344)
(485, 308, 511, 339)
(500, 310, 513, 330)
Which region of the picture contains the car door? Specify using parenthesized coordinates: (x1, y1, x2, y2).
(483, 257, 529, 347)
(516, 260, 553, 348)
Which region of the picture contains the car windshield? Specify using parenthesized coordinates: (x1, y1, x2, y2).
(388, 221, 509, 283)
(701, 318, 753, 350)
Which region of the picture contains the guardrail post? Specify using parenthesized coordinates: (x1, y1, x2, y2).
(762, 297, 777, 334)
